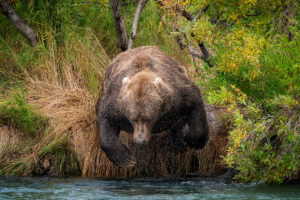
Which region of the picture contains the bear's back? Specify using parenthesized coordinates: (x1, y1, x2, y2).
(104, 46, 187, 89)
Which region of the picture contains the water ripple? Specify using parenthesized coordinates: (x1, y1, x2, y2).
(0, 176, 299, 200)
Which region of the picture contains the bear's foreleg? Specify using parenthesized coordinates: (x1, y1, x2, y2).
(185, 101, 209, 149)
(99, 118, 136, 167)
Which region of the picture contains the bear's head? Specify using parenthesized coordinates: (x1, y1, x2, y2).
(119, 71, 173, 144)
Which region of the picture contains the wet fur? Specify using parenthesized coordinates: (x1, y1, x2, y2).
(96, 46, 209, 167)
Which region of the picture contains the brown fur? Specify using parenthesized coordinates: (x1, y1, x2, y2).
(97, 46, 210, 167)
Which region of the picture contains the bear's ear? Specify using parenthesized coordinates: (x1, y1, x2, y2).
(154, 77, 173, 97)
(154, 77, 163, 86)
(122, 77, 131, 86)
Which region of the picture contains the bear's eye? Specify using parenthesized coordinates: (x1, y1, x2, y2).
(143, 118, 151, 123)
(132, 119, 138, 123)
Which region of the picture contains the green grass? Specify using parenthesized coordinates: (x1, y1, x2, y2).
(0, 92, 48, 137)
(39, 134, 69, 156)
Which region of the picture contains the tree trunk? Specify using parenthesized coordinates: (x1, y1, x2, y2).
(128, 0, 148, 49)
(110, 0, 128, 51)
(0, 0, 38, 46)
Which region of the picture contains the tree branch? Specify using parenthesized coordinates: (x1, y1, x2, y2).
(283, 0, 295, 41)
(174, 27, 213, 67)
(198, 43, 213, 67)
(155, 0, 213, 67)
(155, 0, 193, 21)
(181, 9, 193, 21)
(0, 0, 38, 46)
(110, 0, 128, 51)
(173, 27, 203, 59)
(128, 0, 148, 49)
(193, 5, 209, 22)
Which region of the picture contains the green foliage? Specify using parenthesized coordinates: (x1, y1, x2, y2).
(207, 85, 300, 184)
(160, 0, 300, 184)
(0, 92, 48, 137)
(212, 32, 300, 101)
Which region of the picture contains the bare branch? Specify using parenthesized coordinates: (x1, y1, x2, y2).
(155, 0, 213, 67)
(110, 0, 128, 51)
(174, 27, 211, 65)
(198, 43, 213, 67)
(181, 9, 193, 21)
(175, 34, 213, 67)
(283, 0, 295, 41)
(0, 0, 38, 46)
(155, 0, 193, 21)
(193, 5, 209, 22)
(213, 19, 232, 27)
(128, 0, 148, 49)
(190, 32, 213, 67)
(173, 25, 202, 58)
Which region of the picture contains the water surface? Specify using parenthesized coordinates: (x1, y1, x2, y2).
(0, 176, 299, 200)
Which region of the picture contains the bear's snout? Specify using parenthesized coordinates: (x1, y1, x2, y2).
(134, 135, 146, 144)
(133, 121, 151, 144)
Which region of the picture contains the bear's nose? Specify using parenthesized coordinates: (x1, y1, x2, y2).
(135, 137, 145, 145)
(133, 121, 150, 144)
(133, 131, 145, 144)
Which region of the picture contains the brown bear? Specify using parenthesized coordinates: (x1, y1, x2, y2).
(96, 46, 209, 167)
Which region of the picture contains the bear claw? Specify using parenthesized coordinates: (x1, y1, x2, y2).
(113, 154, 136, 168)
(120, 158, 136, 168)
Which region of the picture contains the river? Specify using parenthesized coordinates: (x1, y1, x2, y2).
(0, 176, 299, 199)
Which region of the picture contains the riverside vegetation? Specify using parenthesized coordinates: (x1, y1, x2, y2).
(0, 0, 299, 184)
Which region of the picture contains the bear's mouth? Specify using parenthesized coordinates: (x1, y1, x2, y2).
(134, 137, 147, 144)
(133, 121, 151, 144)
(133, 131, 151, 144)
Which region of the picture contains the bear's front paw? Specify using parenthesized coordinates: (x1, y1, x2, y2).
(102, 142, 136, 168)
(111, 153, 136, 168)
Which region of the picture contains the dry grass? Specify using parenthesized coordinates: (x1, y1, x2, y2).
(0, 126, 20, 150)
(0, 126, 10, 149)
(24, 32, 108, 176)
(0, 125, 35, 175)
